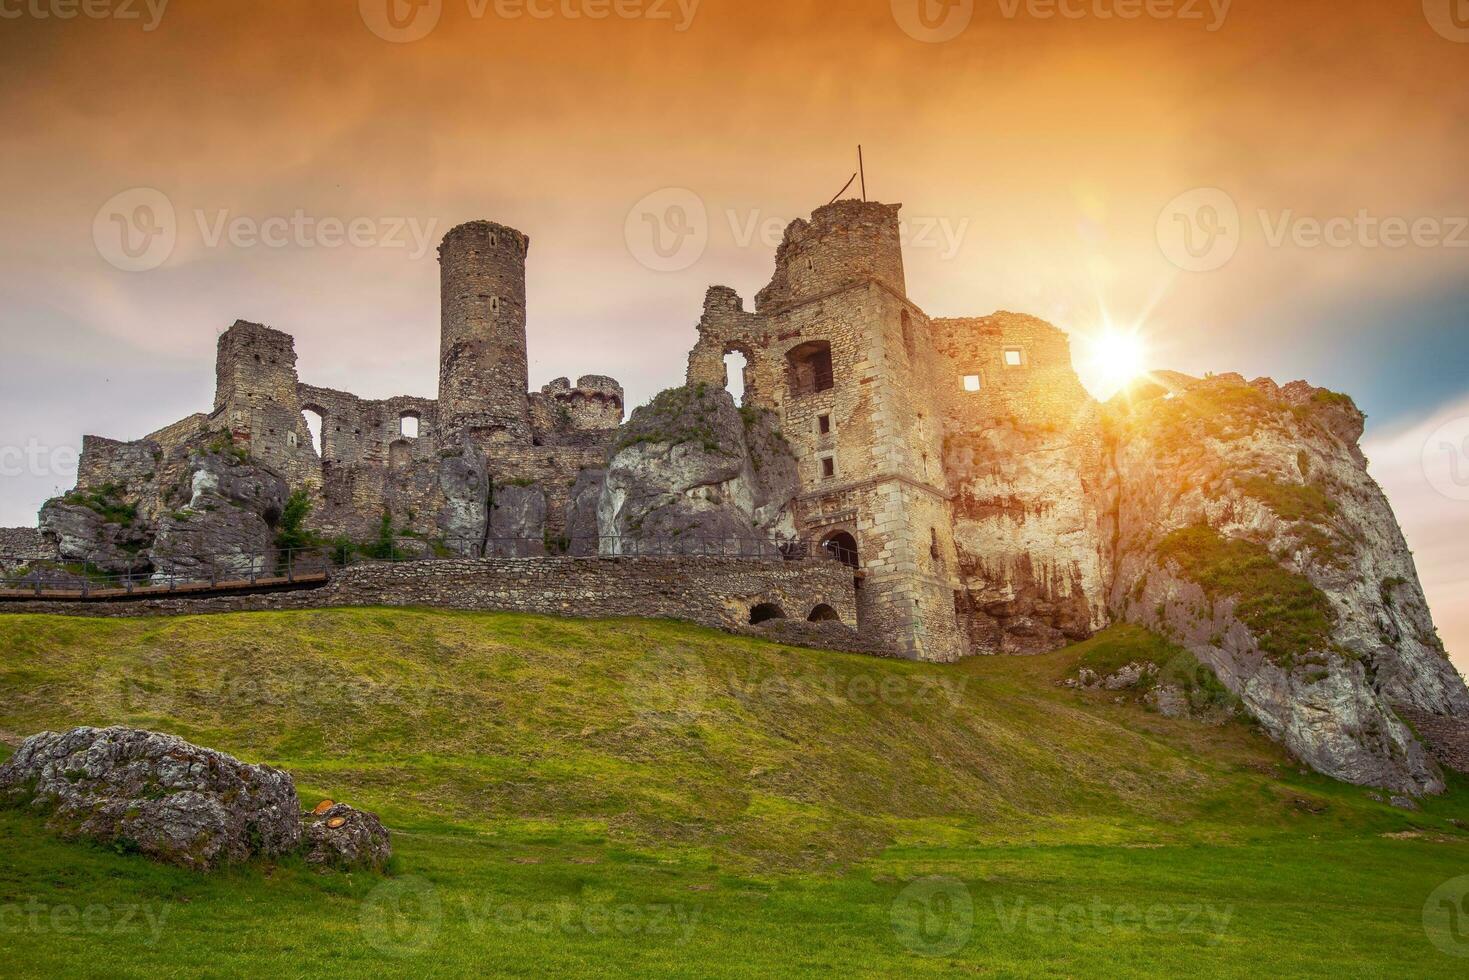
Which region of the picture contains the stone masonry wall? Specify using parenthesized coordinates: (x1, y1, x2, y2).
(0, 556, 863, 646)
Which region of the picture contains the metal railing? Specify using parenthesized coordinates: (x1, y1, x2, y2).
(0, 535, 861, 600)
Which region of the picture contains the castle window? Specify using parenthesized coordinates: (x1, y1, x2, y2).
(723, 350, 749, 404)
(400, 412, 421, 439)
(490, 296, 501, 314)
(821, 457, 836, 479)
(787, 340, 834, 397)
(301, 408, 325, 457)
(1004, 347, 1026, 368)
(286, 432, 298, 449)
(963, 374, 982, 392)
(818, 414, 832, 435)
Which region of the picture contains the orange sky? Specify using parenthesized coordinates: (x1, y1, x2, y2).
(2, 0, 1467, 669)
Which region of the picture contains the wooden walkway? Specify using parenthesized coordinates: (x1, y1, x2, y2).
(0, 571, 330, 603)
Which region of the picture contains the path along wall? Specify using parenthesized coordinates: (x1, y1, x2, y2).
(0, 556, 871, 651)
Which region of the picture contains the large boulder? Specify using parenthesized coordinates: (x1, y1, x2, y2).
(149, 444, 289, 580)
(598, 385, 798, 554)
(38, 498, 151, 574)
(565, 468, 606, 556)
(303, 803, 391, 871)
(1105, 374, 1469, 794)
(0, 727, 301, 871)
(486, 482, 547, 556)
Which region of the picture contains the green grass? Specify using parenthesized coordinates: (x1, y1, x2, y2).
(0, 610, 1466, 977)
(1158, 525, 1339, 667)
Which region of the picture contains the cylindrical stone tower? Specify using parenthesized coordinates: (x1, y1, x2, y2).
(438, 220, 532, 445)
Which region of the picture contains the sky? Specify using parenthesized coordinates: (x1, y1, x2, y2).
(0, 0, 1465, 670)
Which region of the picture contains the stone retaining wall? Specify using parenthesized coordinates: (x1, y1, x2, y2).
(0, 556, 874, 654)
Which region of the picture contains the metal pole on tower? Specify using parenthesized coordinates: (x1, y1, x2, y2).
(858, 145, 867, 202)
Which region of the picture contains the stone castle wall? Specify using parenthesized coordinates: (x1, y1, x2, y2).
(0, 556, 862, 647)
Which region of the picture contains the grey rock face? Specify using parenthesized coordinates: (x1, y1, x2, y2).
(598, 386, 798, 554)
(1106, 374, 1469, 794)
(38, 501, 151, 573)
(947, 416, 1112, 654)
(565, 469, 606, 556)
(302, 803, 391, 871)
(149, 449, 289, 578)
(0, 727, 300, 871)
(487, 482, 547, 556)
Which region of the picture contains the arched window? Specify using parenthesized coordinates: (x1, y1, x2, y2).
(786, 340, 834, 397)
(400, 412, 421, 439)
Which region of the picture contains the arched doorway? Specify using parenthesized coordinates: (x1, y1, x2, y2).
(808, 604, 841, 623)
(749, 603, 787, 625)
(821, 531, 859, 569)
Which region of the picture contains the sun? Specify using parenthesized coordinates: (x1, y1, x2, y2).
(1084, 327, 1150, 398)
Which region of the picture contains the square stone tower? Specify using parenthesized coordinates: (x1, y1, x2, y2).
(687, 201, 968, 661)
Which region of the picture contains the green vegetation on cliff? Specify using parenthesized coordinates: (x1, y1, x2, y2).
(0, 610, 1464, 977)
(1159, 525, 1338, 666)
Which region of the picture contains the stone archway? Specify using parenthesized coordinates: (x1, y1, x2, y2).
(749, 602, 787, 625)
(808, 603, 841, 623)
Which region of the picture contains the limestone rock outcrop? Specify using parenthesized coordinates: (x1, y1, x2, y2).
(598, 385, 799, 554)
(0, 727, 301, 871)
(1105, 374, 1469, 794)
(149, 444, 290, 579)
(302, 803, 391, 871)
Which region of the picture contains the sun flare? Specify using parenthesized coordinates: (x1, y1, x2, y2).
(1085, 327, 1150, 397)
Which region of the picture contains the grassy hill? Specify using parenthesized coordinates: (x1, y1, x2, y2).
(0, 610, 1465, 977)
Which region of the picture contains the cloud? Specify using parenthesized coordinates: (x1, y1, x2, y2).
(1363, 395, 1469, 676)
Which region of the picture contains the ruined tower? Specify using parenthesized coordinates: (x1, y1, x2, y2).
(438, 220, 532, 446)
(687, 200, 969, 661)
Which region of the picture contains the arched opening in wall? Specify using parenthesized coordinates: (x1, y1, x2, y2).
(301, 408, 325, 457)
(808, 604, 841, 623)
(389, 439, 412, 470)
(787, 340, 834, 397)
(723, 350, 749, 405)
(400, 412, 421, 439)
(822, 531, 860, 569)
(749, 603, 787, 625)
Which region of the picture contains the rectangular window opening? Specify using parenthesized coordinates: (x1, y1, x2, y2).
(1004, 348, 1025, 367)
(962, 374, 982, 392)
(821, 457, 836, 479)
(818, 414, 832, 435)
